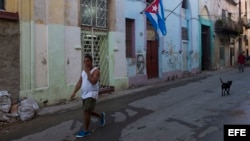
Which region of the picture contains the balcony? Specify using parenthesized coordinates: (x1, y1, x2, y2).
(215, 19, 243, 35)
(226, 0, 239, 6)
(241, 16, 250, 29)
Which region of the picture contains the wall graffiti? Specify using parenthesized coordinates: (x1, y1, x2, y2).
(136, 54, 145, 74)
(168, 52, 182, 70)
(189, 51, 199, 68)
(163, 40, 182, 70)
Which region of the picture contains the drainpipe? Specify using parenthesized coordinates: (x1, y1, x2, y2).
(239, 0, 242, 53)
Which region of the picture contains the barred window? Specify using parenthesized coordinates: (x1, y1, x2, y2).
(126, 19, 135, 58)
(81, 0, 108, 28)
(182, 0, 187, 9)
(182, 27, 188, 40)
(0, 0, 5, 10)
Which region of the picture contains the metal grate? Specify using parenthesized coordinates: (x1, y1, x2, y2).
(81, 0, 108, 28)
(81, 28, 110, 87)
(0, 0, 5, 10)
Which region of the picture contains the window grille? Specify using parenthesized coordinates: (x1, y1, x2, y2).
(81, 29, 109, 86)
(182, 0, 187, 9)
(126, 19, 135, 58)
(0, 0, 5, 10)
(182, 27, 188, 40)
(81, 0, 108, 28)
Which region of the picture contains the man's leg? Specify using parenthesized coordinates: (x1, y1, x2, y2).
(240, 64, 243, 72)
(88, 101, 105, 126)
(84, 111, 91, 131)
(83, 98, 106, 127)
(83, 98, 96, 131)
(90, 111, 101, 119)
(75, 99, 92, 138)
(239, 64, 243, 72)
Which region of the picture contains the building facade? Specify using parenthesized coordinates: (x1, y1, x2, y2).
(0, 0, 245, 106)
(241, 0, 250, 56)
(200, 0, 243, 69)
(124, 0, 201, 88)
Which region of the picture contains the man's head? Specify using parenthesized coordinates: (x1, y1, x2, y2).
(84, 54, 93, 68)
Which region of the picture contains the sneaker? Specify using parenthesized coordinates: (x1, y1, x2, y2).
(76, 130, 90, 138)
(100, 112, 105, 126)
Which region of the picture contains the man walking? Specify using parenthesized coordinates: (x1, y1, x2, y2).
(70, 54, 105, 138)
(238, 51, 246, 72)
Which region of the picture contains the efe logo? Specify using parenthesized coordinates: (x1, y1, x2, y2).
(228, 129, 246, 136)
(224, 125, 250, 141)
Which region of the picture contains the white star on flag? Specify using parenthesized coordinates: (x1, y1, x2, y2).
(152, 5, 158, 12)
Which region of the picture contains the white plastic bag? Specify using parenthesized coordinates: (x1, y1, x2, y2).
(0, 111, 10, 121)
(0, 90, 11, 113)
(18, 97, 39, 121)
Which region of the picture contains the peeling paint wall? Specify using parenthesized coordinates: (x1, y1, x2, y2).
(5, 0, 18, 13)
(0, 20, 20, 101)
(199, 0, 241, 69)
(108, 0, 128, 91)
(19, 0, 82, 106)
(124, 0, 201, 87)
(124, 0, 147, 87)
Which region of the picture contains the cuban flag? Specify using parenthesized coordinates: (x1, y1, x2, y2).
(145, 0, 167, 36)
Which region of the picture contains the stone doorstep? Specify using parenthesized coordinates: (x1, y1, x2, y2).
(99, 86, 115, 95)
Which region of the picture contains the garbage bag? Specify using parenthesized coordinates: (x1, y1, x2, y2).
(0, 90, 11, 113)
(6, 103, 19, 117)
(0, 111, 10, 121)
(18, 97, 39, 121)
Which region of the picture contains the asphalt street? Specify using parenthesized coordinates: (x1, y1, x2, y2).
(1, 67, 250, 141)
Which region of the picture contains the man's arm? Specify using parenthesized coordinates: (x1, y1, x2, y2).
(86, 69, 100, 85)
(70, 76, 82, 100)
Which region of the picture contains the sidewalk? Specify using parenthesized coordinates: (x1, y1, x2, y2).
(37, 68, 232, 116)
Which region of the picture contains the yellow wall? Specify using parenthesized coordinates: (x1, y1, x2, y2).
(48, 0, 64, 24)
(5, 0, 18, 13)
(4, 0, 34, 21)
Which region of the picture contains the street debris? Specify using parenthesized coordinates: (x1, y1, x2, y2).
(18, 96, 39, 121)
(0, 90, 11, 121)
(0, 90, 39, 123)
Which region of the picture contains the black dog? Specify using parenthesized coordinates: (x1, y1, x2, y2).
(220, 78, 232, 96)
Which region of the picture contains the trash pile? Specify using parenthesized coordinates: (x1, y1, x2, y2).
(0, 90, 39, 122)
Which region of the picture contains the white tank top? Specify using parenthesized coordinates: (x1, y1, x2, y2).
(81, 67, 99, 100)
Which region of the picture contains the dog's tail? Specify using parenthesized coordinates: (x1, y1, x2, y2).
(220, 77, 223, 83)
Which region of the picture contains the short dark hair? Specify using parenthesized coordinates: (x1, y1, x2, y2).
(84, 54, 93, 62)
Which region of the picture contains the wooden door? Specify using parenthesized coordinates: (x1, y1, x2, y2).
(201, 25, 211, 70)
(146, 41, 159, 79)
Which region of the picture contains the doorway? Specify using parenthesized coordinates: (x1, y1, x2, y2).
(201, 25, 211, 70)
(182, 41, 189, 71)
(146, 40, 159, 79)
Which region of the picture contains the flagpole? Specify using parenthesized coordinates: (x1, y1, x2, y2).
(140, 6, 148, 14)
(164, 0, 183, 20)
(139, 1, 151, 14)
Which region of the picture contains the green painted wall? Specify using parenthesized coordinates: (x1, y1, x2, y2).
(19, 0, 81, 106)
